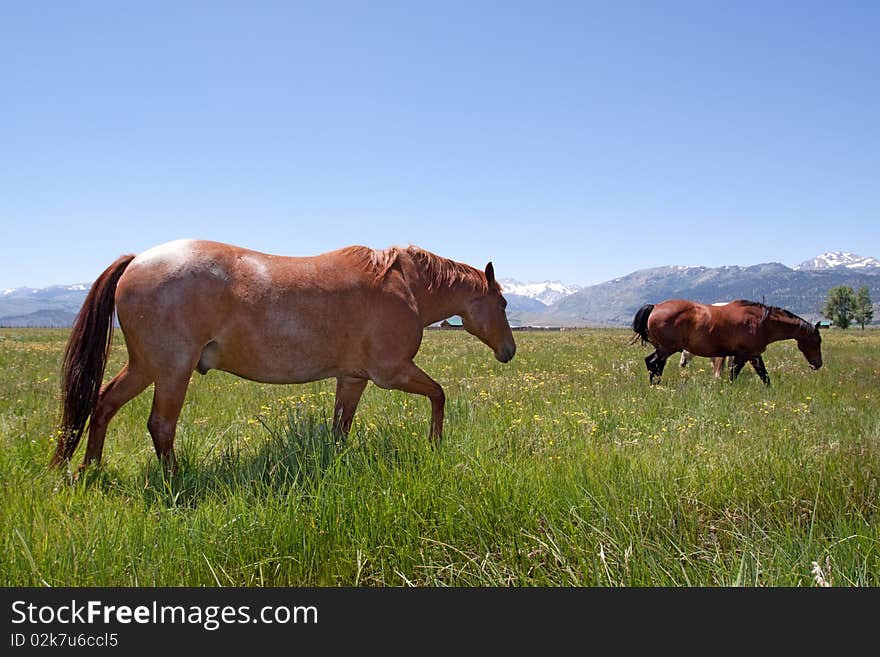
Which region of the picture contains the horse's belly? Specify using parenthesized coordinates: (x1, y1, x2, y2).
(218, 363, 334, 385)
(685, 335, 737, 357)
(206, 322, 362, 384)
(212, 339, 343, 383)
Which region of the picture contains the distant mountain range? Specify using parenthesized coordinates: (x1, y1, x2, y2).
(508, 251, 880, 327)
(2, 252, 878, 328)
(0, 284, 90, 327)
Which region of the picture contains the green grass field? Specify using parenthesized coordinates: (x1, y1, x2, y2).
(1, 327, 878, 586)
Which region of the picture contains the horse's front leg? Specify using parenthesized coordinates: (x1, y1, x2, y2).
(729, 356, 747, 381)
(372, 362, 445, 440)
(749, 356, 770, 386)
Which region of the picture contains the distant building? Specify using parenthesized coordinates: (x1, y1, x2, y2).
(438, 316, 463, 329)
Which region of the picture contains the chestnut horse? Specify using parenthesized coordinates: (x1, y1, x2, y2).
(51, 239, 516, 473)
(632, 299, 822, 385)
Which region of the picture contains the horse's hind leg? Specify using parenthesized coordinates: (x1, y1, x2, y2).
(645, 351, 668, 384)
(711, 357, 725, 380)
(645, 352, 658, 383)
(729, 357, 746, 381)
(333, 376, 369, 437)
(147, 371, 192, 474)
(80, 362, 152, 471)
(653, 354, 669, 384)
(749, 356, 770, 386)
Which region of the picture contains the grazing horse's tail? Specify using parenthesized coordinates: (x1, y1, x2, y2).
(50, 254, 136, 468)
(631, 304, 654, 346)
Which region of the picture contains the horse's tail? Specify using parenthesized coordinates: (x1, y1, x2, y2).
(50, 254, 136, 468)
(630, 303, 654, 346)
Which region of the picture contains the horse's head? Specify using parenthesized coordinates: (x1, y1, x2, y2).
(797, 322, 823, 370)
(460, 262, 516, 363)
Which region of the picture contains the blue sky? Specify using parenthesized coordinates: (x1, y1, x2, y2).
(2, 1, 878, 289)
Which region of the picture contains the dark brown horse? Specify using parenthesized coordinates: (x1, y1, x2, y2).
(51, 240, 516, 474)
(632, 299, 822, 385)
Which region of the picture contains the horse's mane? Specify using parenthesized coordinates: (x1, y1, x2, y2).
(730, 299, 814, 333)
(340, 245, 489, 292)
(339, 245, 401, 280)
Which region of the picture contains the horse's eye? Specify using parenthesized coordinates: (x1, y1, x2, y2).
(499, 298, 507, 310)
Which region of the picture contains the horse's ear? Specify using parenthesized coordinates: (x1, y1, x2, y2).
(485, 262, 495, 286)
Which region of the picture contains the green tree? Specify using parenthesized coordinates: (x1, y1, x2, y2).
(823, 285, 856, 329)
(854, 286, 874, 329)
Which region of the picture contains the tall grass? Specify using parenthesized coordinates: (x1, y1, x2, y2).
(1, 327, 878, 585)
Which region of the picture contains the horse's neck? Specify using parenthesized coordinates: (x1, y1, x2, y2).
(413, 282, 475, 327)
(766, 313, 805, 343)
(399, 251, 485, 326)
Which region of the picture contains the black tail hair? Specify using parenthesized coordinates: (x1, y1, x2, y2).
(631, 304, 654, 346)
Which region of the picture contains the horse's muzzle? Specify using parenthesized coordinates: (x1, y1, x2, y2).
(495, 343, 516, 363)
(810, 362, 822, 370)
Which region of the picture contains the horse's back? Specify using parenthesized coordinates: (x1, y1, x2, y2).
(120, 239, 399, 291)
(118, 239, 375, 312)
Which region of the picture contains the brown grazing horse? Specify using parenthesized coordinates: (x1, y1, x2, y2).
(632, 299, 822, 385)
(51, 239, 517, 474)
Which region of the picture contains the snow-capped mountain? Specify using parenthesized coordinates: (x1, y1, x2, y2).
(2, 283, 88, 297)
(795, 252, 880, 271)
(498, 279, 582, 306)
(0, 284, 90, 327)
